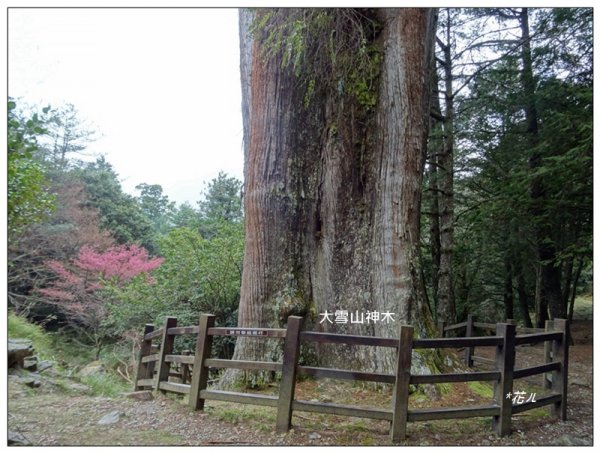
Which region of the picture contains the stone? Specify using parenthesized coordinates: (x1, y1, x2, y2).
(122, 390, 154, 401)
(23, 355, 38, 371)
(554, 435, 591, 446)
(66, 382, 92, 393)
(37, 360, 54, 373)
(23, 378, 41, 388)
(308, 432, 322, 440)
(98, 411, 122, 425)
(8, 430, 31, 446)
(79, 360, 106, 378)
(8, 339, 34, 368)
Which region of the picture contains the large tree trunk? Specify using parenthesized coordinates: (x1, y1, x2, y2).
(427, 68, 443, 314)
(503, 253, 514, 320)
(519, 7, 564, 319)
(369, 8, 438, 373)
(514, 256, 533, 328)
(435, 11, 456, 325)
(223, 8, 438, 387)
(534, 264, 548, 328)
(567, 259, 583, 323)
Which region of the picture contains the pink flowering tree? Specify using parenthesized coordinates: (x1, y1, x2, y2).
(38, 244, 163, 358)
(74, 245, 163, 285)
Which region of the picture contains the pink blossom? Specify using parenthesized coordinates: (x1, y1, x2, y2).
(38, 244, 162, 313)
(46, 261, 82, 286)
(75, 244, 163, 284)
(38, 288, 76, 301)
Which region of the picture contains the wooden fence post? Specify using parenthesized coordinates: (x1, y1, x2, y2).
(181, 350, 191, 384)
(155, 317, 178, 393)
(134, 324, 155, 390)
(544, 319, 555, 389)
(390, 325, 414, 443)
(437, 321, 446, 338)
(465, 314, 474, 367)
(493, 323, 516, 437)
(189, 314, 215, 411)
(551, 318, 569, 421)
(276, 316, 303, 433)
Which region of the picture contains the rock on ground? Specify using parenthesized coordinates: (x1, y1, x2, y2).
(8, 430, 31, 446)
(98, 411, 122, 425)
(79, 361, 106, 378)
(122, 391, 154, 401)
(8, 339, 34, 368)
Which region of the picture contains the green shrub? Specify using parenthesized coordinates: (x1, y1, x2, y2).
(8, 312, 53, 359)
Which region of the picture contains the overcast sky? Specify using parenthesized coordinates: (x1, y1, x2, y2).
(8, 8, 244, 206)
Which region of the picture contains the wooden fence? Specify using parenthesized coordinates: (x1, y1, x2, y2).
(439, 315, 567, 391)
(134, 314, 569, 442)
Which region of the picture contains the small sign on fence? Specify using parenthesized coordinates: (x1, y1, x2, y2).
(226, 329, 268, 336)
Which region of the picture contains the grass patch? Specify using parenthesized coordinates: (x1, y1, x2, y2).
(8, 311, 98, 370)
(8, 312, 54, 358)
(209, 402, 276, 431)
(80, 373, 130, 397)
(361, 436, 377, 446)
(52, 336, 97, 369)
(516, 406, 549, 419)
(573, 295, 592, 320)
(467, 381, 493, 399)
(9, 311, 130, 394)
(343, 419, 367, 432)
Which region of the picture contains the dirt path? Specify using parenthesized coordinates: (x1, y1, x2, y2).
(7, 322, 593, 446)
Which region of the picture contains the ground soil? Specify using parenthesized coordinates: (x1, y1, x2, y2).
(7, 320, 593, 446)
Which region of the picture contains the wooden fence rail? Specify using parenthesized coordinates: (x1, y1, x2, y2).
(134, 314, 569, 443)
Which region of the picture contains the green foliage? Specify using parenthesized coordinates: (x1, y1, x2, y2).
(198, 171, 243, 232)
(105, 220, 244, 358)
(38, 103, 98, 170)
(73, 157, 155, 251)
(157, 222, 243, 316)
(8, 312, 53, 359)
(7, 99, 56, 236)
(573, 295, 593, 321)
(252, 8, 383, 109)
(103, 273, 173, 339)
(79, 373, 129, 397)
(172, 201, 201, 229)
(135, 183, 176, 236)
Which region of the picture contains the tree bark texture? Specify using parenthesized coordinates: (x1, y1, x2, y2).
(514, 257, 533, 328)
(503, 254, 514, 320)
(225, 8, 438, 385)
(435, 13, 456, 325)
(427, 70, 442, 314)
(519, 7, 564, 319)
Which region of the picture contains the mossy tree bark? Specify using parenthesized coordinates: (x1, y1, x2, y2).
(221, 8, 439, 388)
